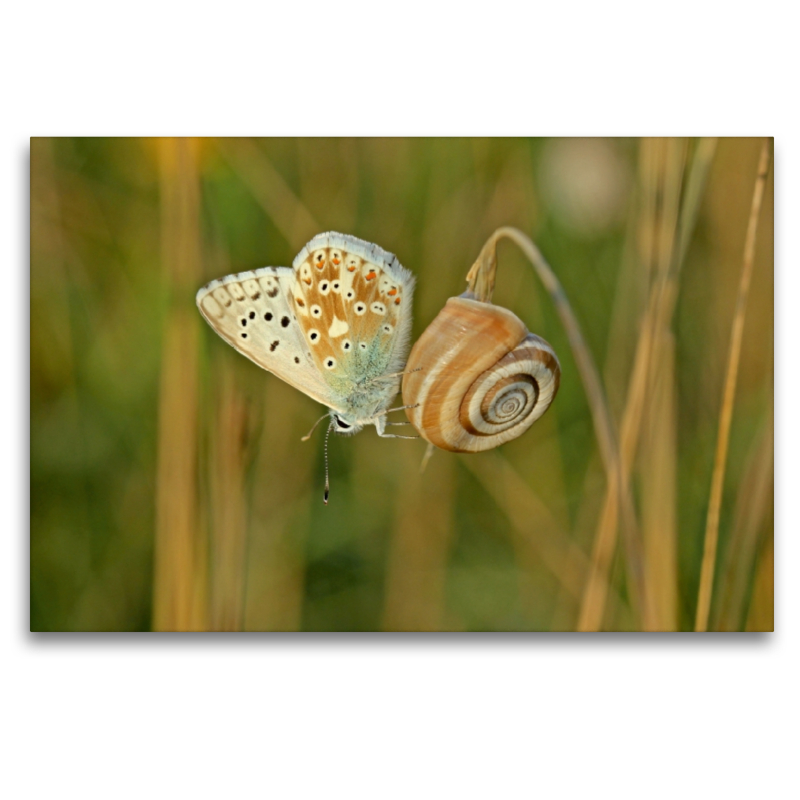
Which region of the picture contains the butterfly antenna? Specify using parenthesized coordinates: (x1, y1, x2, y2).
(301, 413, 330, 442)
(323, 420, 334, 504)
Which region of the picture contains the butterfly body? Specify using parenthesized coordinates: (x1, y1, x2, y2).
(196, 232, 415, 438)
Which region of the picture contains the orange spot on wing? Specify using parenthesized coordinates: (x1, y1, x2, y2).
(333, 258, 340, 265)
(388, 288, 397, 296)
(394, 297, 401, 305)
(303, 277, 312, 285)
(347, 266, 356, 272)
(366, 271, 377, 281)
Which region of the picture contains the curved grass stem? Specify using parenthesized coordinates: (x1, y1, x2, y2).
(467, 227, 647, 627)
(695, 138, 772, 632)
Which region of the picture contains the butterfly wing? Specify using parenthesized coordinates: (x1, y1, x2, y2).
(196, 266, 338, 410)
(288, 232, 415, 405)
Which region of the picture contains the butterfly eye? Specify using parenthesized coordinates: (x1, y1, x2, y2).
(324, 357, 337, 370)
(336, 418, 351, 430)
(354, 302, 366, 316)
(310, 304, 322, 318)
(308, 330, 320, 344)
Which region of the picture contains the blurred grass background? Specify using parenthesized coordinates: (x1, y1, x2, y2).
(29, 137, 773, 632)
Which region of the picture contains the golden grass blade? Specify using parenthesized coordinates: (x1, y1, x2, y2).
(152, 138, 207, 632)
(580, 139, 684, 631)
(215, 138, 320, 248)
(713, 407, 773, 631)
(579, 138, 717, 631)
(208, 359, 250, 631)
(639, 329, 679, 630)
(695, 138, 772, 632)
(673, 138, 719, 271)
(596, 139, 714, 630)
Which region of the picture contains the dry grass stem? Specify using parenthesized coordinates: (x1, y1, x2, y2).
(713, 407, 773, 631)
(639, 329, 679, 629)
(579, 138, 717, 630)
(208, 360, 250, 631)
(153, 138, 207, 631)
(695, 138, 772, 632)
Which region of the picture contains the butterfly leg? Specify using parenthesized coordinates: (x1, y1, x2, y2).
(374, 409, 420, 439)
(374, 403, 420, 418)
(372, 367, 423, 382)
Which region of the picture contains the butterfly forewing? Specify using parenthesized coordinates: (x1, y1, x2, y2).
(290, 232, 415, 393)
(196, 266, 334, 408)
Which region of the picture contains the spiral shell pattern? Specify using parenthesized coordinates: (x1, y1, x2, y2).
(402, 296, 560, 453)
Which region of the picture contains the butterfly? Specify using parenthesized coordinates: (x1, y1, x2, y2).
(196, 232, 418, 496)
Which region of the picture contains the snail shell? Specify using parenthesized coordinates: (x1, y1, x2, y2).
(402, 295, 560, 453)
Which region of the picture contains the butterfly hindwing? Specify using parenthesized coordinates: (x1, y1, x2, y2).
(290, 232, 415, 396)
(196, 266, 336, 409)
